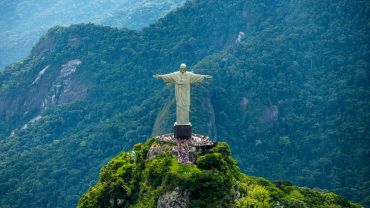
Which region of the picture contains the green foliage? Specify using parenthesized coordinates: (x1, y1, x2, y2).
(0, 0, 251, 207)
(235, 185, 271, 208)
(78, 139, 362, 208)
(196, 153, 227, 171)
(0, 0, 185, 69)
(0, 0, 369, 207)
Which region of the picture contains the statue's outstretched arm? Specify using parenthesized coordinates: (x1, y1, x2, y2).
(153, 73, 176, 84)
(190, 73, 212, 84)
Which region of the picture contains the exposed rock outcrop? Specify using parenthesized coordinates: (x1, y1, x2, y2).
(32, 65, 49, 85)
(3, 59, 87, 136)
(157, 187, 189, 208)
(42, 59, 87, 108)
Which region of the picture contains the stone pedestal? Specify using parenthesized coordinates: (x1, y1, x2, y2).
(174, 123, 192, 140)
(174, 123, 192, 164)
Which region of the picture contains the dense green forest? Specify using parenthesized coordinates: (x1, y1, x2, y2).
(0, 0, 185, 69)
(0, 0, 369, 207)
(78, 139, 362, 207)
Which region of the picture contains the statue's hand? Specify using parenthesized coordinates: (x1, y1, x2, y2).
(153, 74, 161, 78)
(204, 75, 213, 79)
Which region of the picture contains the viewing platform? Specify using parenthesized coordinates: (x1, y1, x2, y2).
(148, 134, 217, 164)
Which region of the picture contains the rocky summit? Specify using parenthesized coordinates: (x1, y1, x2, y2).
(77, 137, 362, 208)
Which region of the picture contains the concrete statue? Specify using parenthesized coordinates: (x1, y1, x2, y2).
(153, 63, 212, 125)
(154, 63, 212, 164)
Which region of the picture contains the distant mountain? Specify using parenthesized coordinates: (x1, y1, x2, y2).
(0, 0, 185, 69)
(78, 138, 363, 208)
(0, 0, 369, 207)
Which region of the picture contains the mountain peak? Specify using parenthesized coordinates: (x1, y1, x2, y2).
(77, 137, 362, 208)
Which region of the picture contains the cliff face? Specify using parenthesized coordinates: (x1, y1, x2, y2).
(1, 58, 86, 136)
(77, 138, 362, 208)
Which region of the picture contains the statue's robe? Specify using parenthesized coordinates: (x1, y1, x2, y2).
(158, 71, 206, 125)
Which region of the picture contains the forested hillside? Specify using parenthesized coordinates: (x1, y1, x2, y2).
(78, 139, 362, 207)
(192, 1, 370, 205)
(0, 0, 369, 207)
(0, 0, 185, 69)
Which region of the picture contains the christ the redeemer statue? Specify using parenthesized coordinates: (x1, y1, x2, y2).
(154, 63, 212, 164)
(153, 63, 212, 125)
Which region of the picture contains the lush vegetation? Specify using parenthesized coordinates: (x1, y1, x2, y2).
(0, 1, 249, 207)
(0, 0, 185, 69)
(78, 139, 362, 208)
(194, 1, 370, 206)
(0, 0, 369, 207)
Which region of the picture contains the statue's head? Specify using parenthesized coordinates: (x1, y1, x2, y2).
(180, 63, 186, 73)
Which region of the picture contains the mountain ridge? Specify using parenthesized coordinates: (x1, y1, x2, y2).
(0, 1, 251, 207)
(0, 0, 369, 207)
(0, 0, 186, 69)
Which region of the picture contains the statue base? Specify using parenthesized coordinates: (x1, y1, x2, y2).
(174, 123, 192, 164)
(174, 123, 192, 140)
